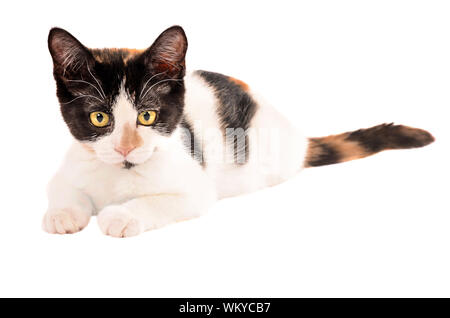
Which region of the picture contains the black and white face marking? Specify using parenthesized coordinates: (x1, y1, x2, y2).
(48, 26, 188, 166)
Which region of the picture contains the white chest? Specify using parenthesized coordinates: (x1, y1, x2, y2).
(62, 144, 200, 212)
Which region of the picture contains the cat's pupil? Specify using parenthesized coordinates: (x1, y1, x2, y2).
(143, 112, 150, 121)
(96, 113, 103, 122)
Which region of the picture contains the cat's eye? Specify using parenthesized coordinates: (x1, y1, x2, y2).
(89, 111, 110, 127)
(138, 110, 157, 126)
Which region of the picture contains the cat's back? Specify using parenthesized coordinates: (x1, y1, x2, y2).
(183, 70, 307, 198)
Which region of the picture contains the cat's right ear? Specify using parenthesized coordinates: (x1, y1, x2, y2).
(142, 26, 188, 78)
(48, 27, 94, 77)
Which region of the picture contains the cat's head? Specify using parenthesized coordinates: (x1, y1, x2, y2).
(48, 26, 188, 168)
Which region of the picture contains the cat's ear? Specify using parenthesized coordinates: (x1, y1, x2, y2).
(143, 26, 188, 78)
(48, 27, 94, 77)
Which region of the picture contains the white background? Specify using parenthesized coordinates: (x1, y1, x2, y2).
(0, 0, 448, 297)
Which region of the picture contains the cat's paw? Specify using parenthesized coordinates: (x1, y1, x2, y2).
(42, 208, 90, 234)
(97, 206, 143, 238)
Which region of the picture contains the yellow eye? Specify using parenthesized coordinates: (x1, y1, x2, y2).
(138, 110, 157, 126)
(89, 111, 110, 127)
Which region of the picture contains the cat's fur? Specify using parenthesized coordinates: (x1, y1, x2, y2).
(43, 26, 434, 237)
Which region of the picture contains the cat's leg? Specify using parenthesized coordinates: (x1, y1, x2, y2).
(97, 189, 216, 238)
(42, 174, 94, 234)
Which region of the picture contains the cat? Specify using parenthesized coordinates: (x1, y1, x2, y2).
(43, 26, 434, 238)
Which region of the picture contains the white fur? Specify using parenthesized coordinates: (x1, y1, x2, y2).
(43, 71, 307, 237)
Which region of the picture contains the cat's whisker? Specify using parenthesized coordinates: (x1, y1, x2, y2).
(67, 79, 105, 101)
(87, 64, 106, 99)
(61, 94, 104, 105)
(141, 78, 182, 100)
(139, 71, 167, 100)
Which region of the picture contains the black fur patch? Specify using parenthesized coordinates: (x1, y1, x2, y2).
(123, 161, 135, 169)
(307, 139, 341, 167)
(196, 70, 257, 164)
(346, 123, 435, 152)
(180, 117, 204, 166)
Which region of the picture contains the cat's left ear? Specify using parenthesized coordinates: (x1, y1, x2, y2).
(143, 26, 188, 78)
(48, 27, 95, 78)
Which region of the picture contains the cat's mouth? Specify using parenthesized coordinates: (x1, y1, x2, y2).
(122, 161, 135, 169)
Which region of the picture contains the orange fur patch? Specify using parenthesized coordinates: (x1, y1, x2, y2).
(81, 143, 95, 154)
(90, 48, 144, 64)
(123, 48, 144, 63)
(124, 48, 144, 55)
(119, 123, 143, 150)
(305, 133, 368, 167)
(228, 76, 249, 91)
(322, 134, 368, 162)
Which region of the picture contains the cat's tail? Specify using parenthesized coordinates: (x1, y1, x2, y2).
(304, 123, 434, 167)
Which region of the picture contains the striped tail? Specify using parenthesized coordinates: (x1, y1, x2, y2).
(305, 123, 434, 167)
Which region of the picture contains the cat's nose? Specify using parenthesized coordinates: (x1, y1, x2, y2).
(114, 145, 136, 157)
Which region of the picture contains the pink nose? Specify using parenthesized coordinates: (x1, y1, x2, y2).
(114, 146, 135, 157)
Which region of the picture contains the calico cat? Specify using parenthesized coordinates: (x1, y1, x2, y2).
(43, 26, 434, 238)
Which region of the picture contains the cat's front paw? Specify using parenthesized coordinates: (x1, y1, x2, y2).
(97, 206, 143, 238)
(42, 208, 90, 234)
